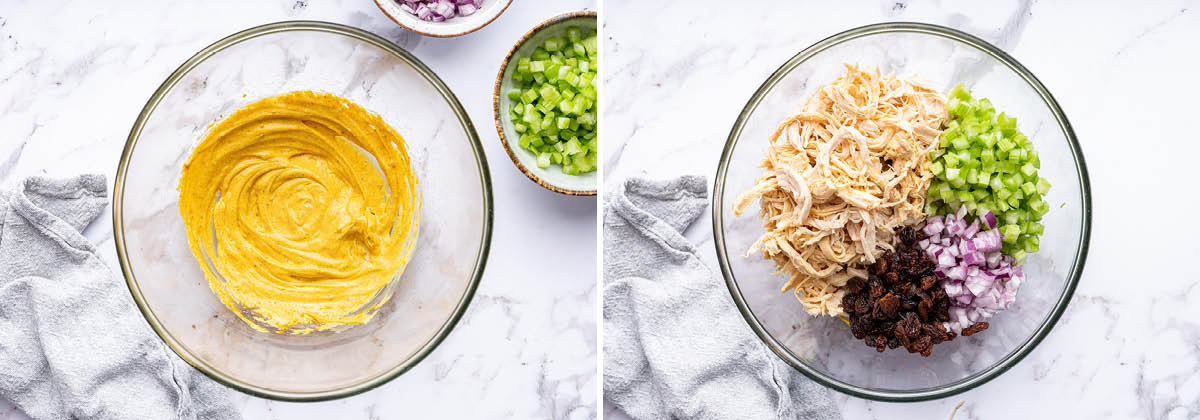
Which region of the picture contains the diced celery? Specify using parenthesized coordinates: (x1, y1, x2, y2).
(956, 190, 973, 203)
(951, 137, 969, 150)
(976, 171, 991, 187)
(543, 37, 566, 52)
(565, 137, 583, 155)
(504, 27, 598, 176)
(1021, 181, 1037, 195)
(944, 153, 960, 168)
(989, 176, 1005, 192)
(566, 26, 582, 42)
(945, 167, 961, 181)
(1002, 225, 1020, 243)
(582, 35, 597, 55)
(1026, 222, 1045, 235)
(997, 137, 1016, 152)
(1036, 178, 1051, 194)
(950, 84, 972, 102)
(521, 89, 539, 104)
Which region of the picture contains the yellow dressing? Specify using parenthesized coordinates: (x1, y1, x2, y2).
(179, 91, 420, 334)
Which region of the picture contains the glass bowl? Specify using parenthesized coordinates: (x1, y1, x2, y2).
(113, 21, 492, 401)
(713, 22, 1091, 402)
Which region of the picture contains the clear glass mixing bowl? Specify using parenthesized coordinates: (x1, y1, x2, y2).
(113, 21, 492, 401)
(713, 22, 1091, 401)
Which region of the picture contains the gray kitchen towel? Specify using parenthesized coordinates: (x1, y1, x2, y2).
(603, 175, 841, 420)
(0, 175, 241, 420)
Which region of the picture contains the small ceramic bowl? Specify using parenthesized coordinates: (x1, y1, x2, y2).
(374, 0, 513, 38)
(493, 11, 598, 196)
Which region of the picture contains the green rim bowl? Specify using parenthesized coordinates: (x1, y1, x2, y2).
(492, 11, 597, 196)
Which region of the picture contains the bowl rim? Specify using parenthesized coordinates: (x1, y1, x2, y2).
(492, 10, 598, 196)
(373, 0, 514, 38)
(711, 21, 1092, 402)
(112, 20, 494, 402)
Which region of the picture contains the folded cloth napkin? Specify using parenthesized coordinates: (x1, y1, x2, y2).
(0, 175, 240, 420)
(603, 176, 841, 420)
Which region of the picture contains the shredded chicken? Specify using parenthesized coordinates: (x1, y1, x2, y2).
(734, 65, 947, 316)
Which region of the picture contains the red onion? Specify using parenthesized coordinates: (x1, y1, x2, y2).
(917, 209, 1023, 333)
(396, 0, 484, 22)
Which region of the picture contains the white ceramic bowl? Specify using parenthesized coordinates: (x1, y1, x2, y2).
(492, 11, 598, 196)
(374, 0, 513, 38)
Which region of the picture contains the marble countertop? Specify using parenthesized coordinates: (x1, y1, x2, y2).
(0, 0, 596, 419)
(603, 0, 1199, 419)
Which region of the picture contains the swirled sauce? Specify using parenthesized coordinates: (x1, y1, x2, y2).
(179, 91, 420, 334)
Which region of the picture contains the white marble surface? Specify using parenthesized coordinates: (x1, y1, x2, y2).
(0, 0, 597, 419)
(603, 1, 1199, 419)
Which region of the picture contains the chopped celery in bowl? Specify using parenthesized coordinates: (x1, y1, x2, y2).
(493, 11, 597, 196)
(928, 84, 1051, 264)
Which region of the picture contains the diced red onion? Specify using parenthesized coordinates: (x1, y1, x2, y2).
(918, 206, 1025, 333)
(983, 211, 998, 229)
(946, 266, 965, 281)
(938, 251, 956, 267)
(397, 0, 483, 22)
(923, 219, 944, 236)
(962, 251, 982, 266)
(963, 220, 980, 238)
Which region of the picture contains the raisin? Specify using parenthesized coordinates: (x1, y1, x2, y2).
(841, 225, 960, 357)
(920, 275, 938, 290)
(894, 323, 911, 346)
(855, 296, 871, 315)
(912, 335, 932, 355)
(917, 299, 931, 322)
(869, 281, 884, 298)
(872, 258, 888, 276)
(846, 277, 866, 293)
(877, 293, 899, 317)
(842, 294, 857, 315)
(962, 322, 990, 337)
(884, 271, 900, 285)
